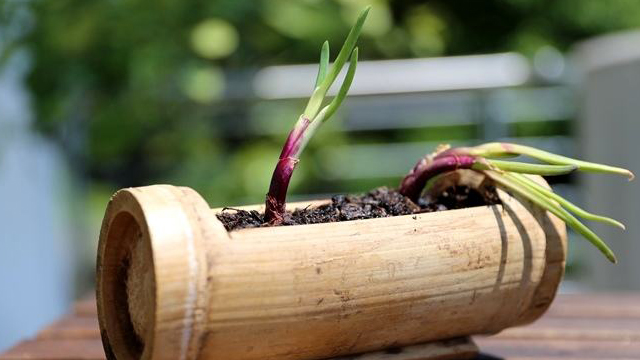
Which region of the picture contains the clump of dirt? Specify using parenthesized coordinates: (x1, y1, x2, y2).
(217, 185, 501, 231)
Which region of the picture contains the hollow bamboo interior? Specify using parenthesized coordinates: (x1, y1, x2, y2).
(96, 170, 567, 360)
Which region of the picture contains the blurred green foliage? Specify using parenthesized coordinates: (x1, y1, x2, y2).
(4, 0, 640, 206)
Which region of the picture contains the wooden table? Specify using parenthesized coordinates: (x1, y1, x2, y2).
(2, 293, 640, 359)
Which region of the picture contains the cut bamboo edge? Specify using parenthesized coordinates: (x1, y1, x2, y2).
(96, 170, 567, 360)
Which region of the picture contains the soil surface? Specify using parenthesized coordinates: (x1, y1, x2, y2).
(217, 185, 501, 231)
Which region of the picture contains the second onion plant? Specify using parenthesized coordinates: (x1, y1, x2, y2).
(399, 142, 634, 263)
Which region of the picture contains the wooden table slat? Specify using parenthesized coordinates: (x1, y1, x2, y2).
(36, 315, 101, 340)
(0, 339, 105, 360)
(476, 338, 640, 359)
(544, 294, 640, 319)
(72, 297, 98, 318)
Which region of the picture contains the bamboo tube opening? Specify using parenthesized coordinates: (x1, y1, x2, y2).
(98, 210, 151, 359)
(97, 186, 213, 360)
(126, 225, 155, 342)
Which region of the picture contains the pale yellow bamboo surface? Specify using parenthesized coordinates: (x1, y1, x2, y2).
(96, 171, 567, 360)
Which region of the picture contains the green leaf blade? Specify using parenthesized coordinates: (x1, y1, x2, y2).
(323, 47, 358, 121)
(468, 142, 634, 180)
(510, 173, 626, 230)
(304, 6, 369, 118)
(508, 144, 634, 180)
(475, 159, 577, 175)
(319, 7, 369, 91)
(485, 170, 617, 263)
(315, 41, 330, 88)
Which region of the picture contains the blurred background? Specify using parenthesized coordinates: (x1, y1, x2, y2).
(1, 0, 639, 351)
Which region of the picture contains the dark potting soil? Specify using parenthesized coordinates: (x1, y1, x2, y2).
(217, 185, 501, 231)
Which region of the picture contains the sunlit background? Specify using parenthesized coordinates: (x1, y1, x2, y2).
(1, 0, 640, 351)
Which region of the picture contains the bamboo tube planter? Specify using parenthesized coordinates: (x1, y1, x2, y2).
(96, 170, 567, 360)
